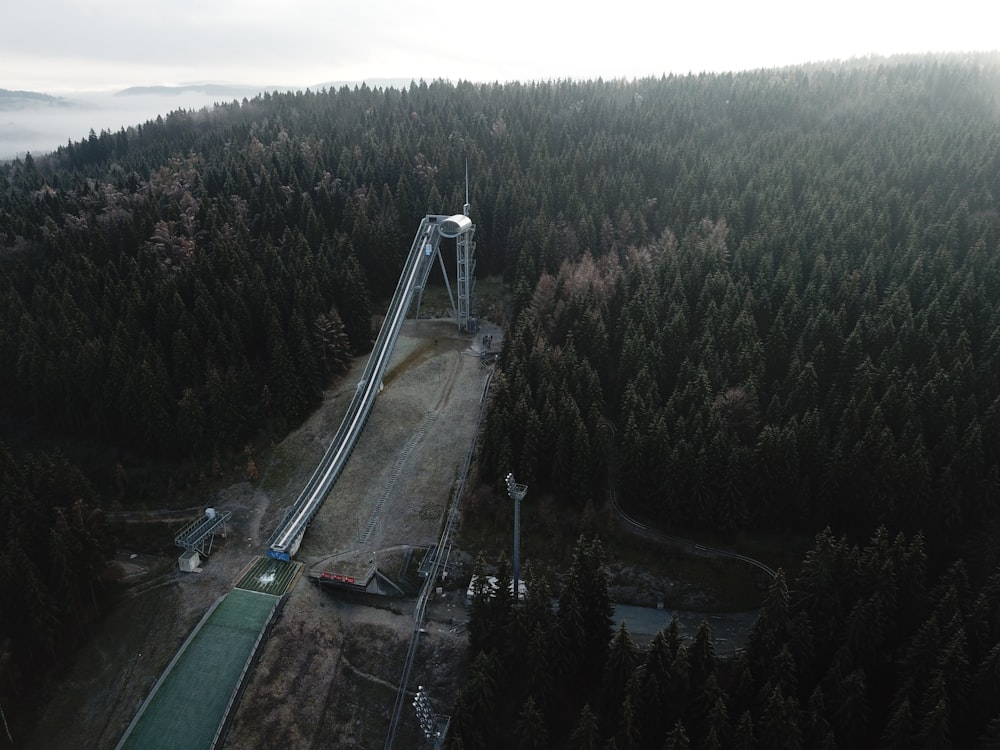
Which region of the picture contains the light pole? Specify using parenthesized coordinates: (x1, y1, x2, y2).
(505, 472, 528, 601)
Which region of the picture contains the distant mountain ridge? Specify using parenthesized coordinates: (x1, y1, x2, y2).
(114, 83, 269, 98)
(115, 78, 420, 98)
(2, 79, 421, 108)
(0, 88, 71, 110)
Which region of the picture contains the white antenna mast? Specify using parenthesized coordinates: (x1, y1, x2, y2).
(463, 160, 470, 217)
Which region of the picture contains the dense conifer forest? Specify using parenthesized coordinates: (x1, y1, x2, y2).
(2, 53, 1000, 745)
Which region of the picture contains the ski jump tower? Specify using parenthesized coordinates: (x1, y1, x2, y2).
(265, 176, 478, 563)
(412, 174, 477, 332)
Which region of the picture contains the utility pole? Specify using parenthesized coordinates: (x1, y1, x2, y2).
(505, 472, 528, 600)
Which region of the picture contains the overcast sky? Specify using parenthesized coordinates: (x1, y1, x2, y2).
(1, 0, 995, 158)
(2, 0, 996, 93)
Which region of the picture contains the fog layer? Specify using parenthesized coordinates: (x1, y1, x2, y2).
(0, 89, 263, 160)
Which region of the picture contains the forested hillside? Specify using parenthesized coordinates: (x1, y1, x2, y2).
(2, 54, 1000, 747)
(476, 58, 1000, 560)
(455, 531, 1000, 749)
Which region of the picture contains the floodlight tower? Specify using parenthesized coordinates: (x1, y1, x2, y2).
(413, 685, 450, 749)
(505, 472, 528, 599)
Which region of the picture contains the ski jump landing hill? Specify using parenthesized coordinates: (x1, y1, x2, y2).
(266, 211, 475, 561)
(115, 210, 476, 750)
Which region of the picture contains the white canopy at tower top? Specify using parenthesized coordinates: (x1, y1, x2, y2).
(439, 214, 472, 238)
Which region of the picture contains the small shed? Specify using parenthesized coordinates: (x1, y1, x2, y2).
(179, 549, 202, 573)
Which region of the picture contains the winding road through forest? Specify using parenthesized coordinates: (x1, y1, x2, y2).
(608, 489, 777, 580)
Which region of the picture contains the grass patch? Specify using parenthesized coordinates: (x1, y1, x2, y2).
(342, 623, 410, 683)
(257, 437, 307, 495)
(331, 668, 399, 749)
(381, 340, 435, 387)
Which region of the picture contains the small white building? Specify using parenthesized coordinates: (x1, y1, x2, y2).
(178, 549, 202, 573)
(465, 575, 527, 606)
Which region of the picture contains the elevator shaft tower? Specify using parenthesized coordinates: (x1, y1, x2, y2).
(412, 202, 477, 332)
(439, 208, 476, 332)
